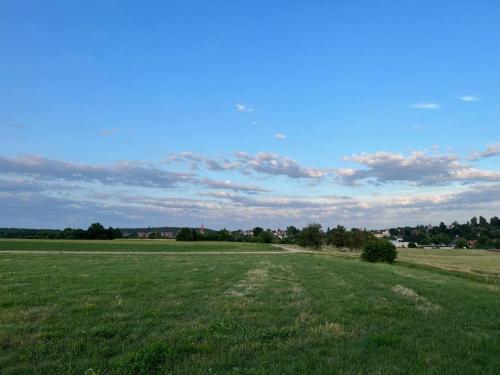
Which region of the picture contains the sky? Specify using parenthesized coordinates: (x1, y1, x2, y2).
(1, 0, 500, 229)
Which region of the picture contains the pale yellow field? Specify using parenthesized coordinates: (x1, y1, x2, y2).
(396, 248, 500, 281)
(320, 246, 500, 282)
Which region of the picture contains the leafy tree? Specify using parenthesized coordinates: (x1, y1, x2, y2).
(328, 225, 347, 248)
(252, 227, 264, 237)
(348, 229, 366, 252)
(407, 242, 417, 248)
(217, 229, 233, 241)
(285, 226, 300, 243)
(258, 230, 274, 243)
(176, 227, 194, 241)
(297, 223, 323, 250)
(87, 223, 107, 240)
(490, 216, 500, 228)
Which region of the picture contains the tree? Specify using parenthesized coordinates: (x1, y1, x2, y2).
(490, 216, 500, 229)
(328, 225, 347, 248)
(297, 223, 323, 250)
(217, 229, 233, 241)
(408, 242, 417, 248)
(176, 227, 194, 241)
(361, 239, 397, 264)
(104, 226, 122, 239)
(479, 216, 488, 226)
(87, 223, 107, 239)
(258, 230, 274, 243)
(285, 226, 300, 243)
(252, 227, 264, 237)
(348, 229, 366, 252)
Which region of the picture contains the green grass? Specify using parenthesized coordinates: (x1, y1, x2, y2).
(1, 247, 499, 373)
(0, 239, 277, 252)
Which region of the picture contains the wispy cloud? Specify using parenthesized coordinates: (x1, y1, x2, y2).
(0, 155, 195, 188)
(411, 103, 441, 110)
(469, 142, 500, 161)
(201, 178, 269, 194)
(168, 151, 326, 180)
(274, 133, 286, 140)
(166, 152, 240, 171)
(236, 103, 254, 112)
(459, 95, 479, 102)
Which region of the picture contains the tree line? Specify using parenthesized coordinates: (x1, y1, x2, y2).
(174, 223, 396, 263)
(0, 223, 123, 240)
(388, 216, 500, 249)
(175, 223, 376, 250)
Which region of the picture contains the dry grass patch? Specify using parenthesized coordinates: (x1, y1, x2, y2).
(224, 262, 271, 298)
(310, 321, 351, 338)
(392, 284, 440, 313)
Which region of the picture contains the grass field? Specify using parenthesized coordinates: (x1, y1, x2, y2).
(1, 242, 499, 374)
(397, 248, 500, 282)
(0, 239, 277, 253)
(321, 246, 500, 284)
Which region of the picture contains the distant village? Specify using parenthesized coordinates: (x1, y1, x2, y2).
(122, 216, 500, 250)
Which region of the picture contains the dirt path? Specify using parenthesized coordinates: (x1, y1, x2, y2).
(271, 244, 319, 254)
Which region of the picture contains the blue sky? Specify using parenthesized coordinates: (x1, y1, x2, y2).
(1, 0, 500, 229)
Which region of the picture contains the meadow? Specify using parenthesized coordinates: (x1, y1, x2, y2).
(0, 239, 277, 253)
(321, 246, 500, 284)
(0, 241, 499, 374)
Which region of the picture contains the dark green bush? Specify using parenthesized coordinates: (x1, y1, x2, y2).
(407, 242, 417, 248)
(454, 238, 469, 249)
(361, 239, 397, 264)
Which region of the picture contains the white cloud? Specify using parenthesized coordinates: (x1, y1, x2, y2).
(236, 103, 254, 112)
(274, 133, 286, 140)
(459, 95, 479, 102)
(0, 155, 195, 188)
(3, 182, 500, 229)
(469, 142, 500, 161)
(338, 150, 500, 186)
(168, 151, 327, 180)
(411, 103, 441, 110)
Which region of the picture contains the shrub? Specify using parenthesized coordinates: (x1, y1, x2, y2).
(408, 242, 417, 248)
(454, 238, 469, 249)
(361, 239, 397, 264)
